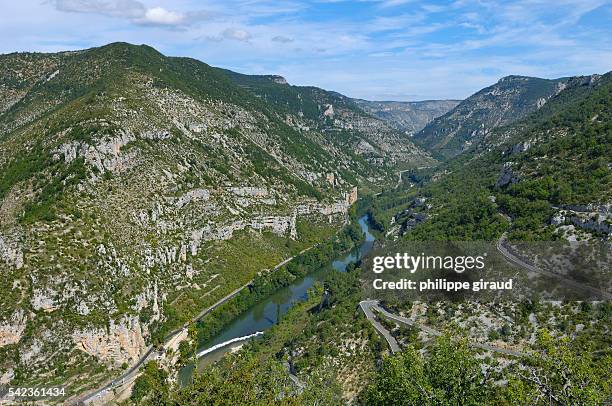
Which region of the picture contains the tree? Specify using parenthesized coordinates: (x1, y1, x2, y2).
(130, 361, 170, 405)
(509, 329, 612, 405)
(170, 352, 341, 405)
(361, 335, 492, 405)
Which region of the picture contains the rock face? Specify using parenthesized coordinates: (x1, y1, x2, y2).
(189, 214, 298, 256)
(551, 206, 612, 236)
(323, 104, 334, 118)
(175, 188, 210, 208)
(270, 75, 288, 85)
(31, 289, 59, 312)
(346, 187, 358, 205)
(414, 75, 569, 158)
(0, 236, 23, 269)
(55, 129, 171, 174)
(495, 163, 519, 188)
(72, 315, 147, 366)
(229, 187, 268, 198)
(351, 99, 460, 135)
(0, 311, 26, 347)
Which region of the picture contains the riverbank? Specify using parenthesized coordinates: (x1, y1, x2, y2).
(77, 223, 348, 404)
(177, 214, 374, 385)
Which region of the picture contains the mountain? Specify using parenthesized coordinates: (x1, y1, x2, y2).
(351, 99, 460, 135)
(414, 75, 569, 158)
(2, 40, 609, 404)
(218, 70, 433, 167)
(385, 71, 611, 242)
(0, 42, 429, 396)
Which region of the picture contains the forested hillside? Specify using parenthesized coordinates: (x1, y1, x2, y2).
(378, 72, 611, 242)
(414, 75, 568, 158)
(0, 42, 426, 398)
(220, 69, 434, 168)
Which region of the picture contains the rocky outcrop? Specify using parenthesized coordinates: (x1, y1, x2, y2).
(189, 214, 298, 256)
(495, 163, 519, 188)
(560, 203, 611, 214)
(148, 244, 188, 267)
(295, 190, 356, 217)
(20, 338, 43, 364)
(55, 128, 171, 174)
(251, 215, 297, 239)
(175, 188, 210, 208)
(76, 301, 91, 316)
(570, 215, 611, 235)
(0, 368, 14, 384)
(228, 186, 276, 206)
(510, 140, 533, 154)
(184, 188, 356, 258)
(322, 104, 334, 118)
(0, 310, 26, 347)
(72, 315, 147, 366)
(345, 187, 358, 205)
(229, 187, 268, 197)
(271, 75, 288, 85)
(133, 282, 161, 322)
(31, 289, 59, 312)
(551, 207, 612, 236)
(354, 139, 377, 154)
(0, 236, 23, 269)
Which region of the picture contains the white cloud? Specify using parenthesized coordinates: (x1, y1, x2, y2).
(379, 0, 416, 8)
(272, 35, 293, 43)
(222, 28, 252, 42)
(52, 0, 209, 27)
(53, 0, 145, 18)
(139, 7, 185, 26)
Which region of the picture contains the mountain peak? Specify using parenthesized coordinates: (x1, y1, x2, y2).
(498, 74, 534, 82)
(95, 41, 161, 53)
(87, 41, 166, 64)
(268, 75, 288, 85)
(414, 75, 570, 158)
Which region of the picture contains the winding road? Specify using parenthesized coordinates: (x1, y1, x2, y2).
(496, 233, 611, 300)
(360, 300, 527, 357)
(359, 300, 400, 353)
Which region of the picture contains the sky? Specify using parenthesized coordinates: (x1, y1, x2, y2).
(1, 0, 611, 101)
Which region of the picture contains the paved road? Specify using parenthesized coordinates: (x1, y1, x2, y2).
(496, 233, 611, 300)
(76, 244, 318, 404)
(372, 303, 442, 337)
(359, 300, 400, 353)
(360, 300, 528, 358)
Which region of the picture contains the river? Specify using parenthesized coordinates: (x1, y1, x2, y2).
(178, 215, 375, 386)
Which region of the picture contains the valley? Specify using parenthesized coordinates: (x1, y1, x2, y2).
(0, 42, 610, 405)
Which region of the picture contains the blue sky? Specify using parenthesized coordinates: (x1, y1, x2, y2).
(2, 0, 611, 100)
